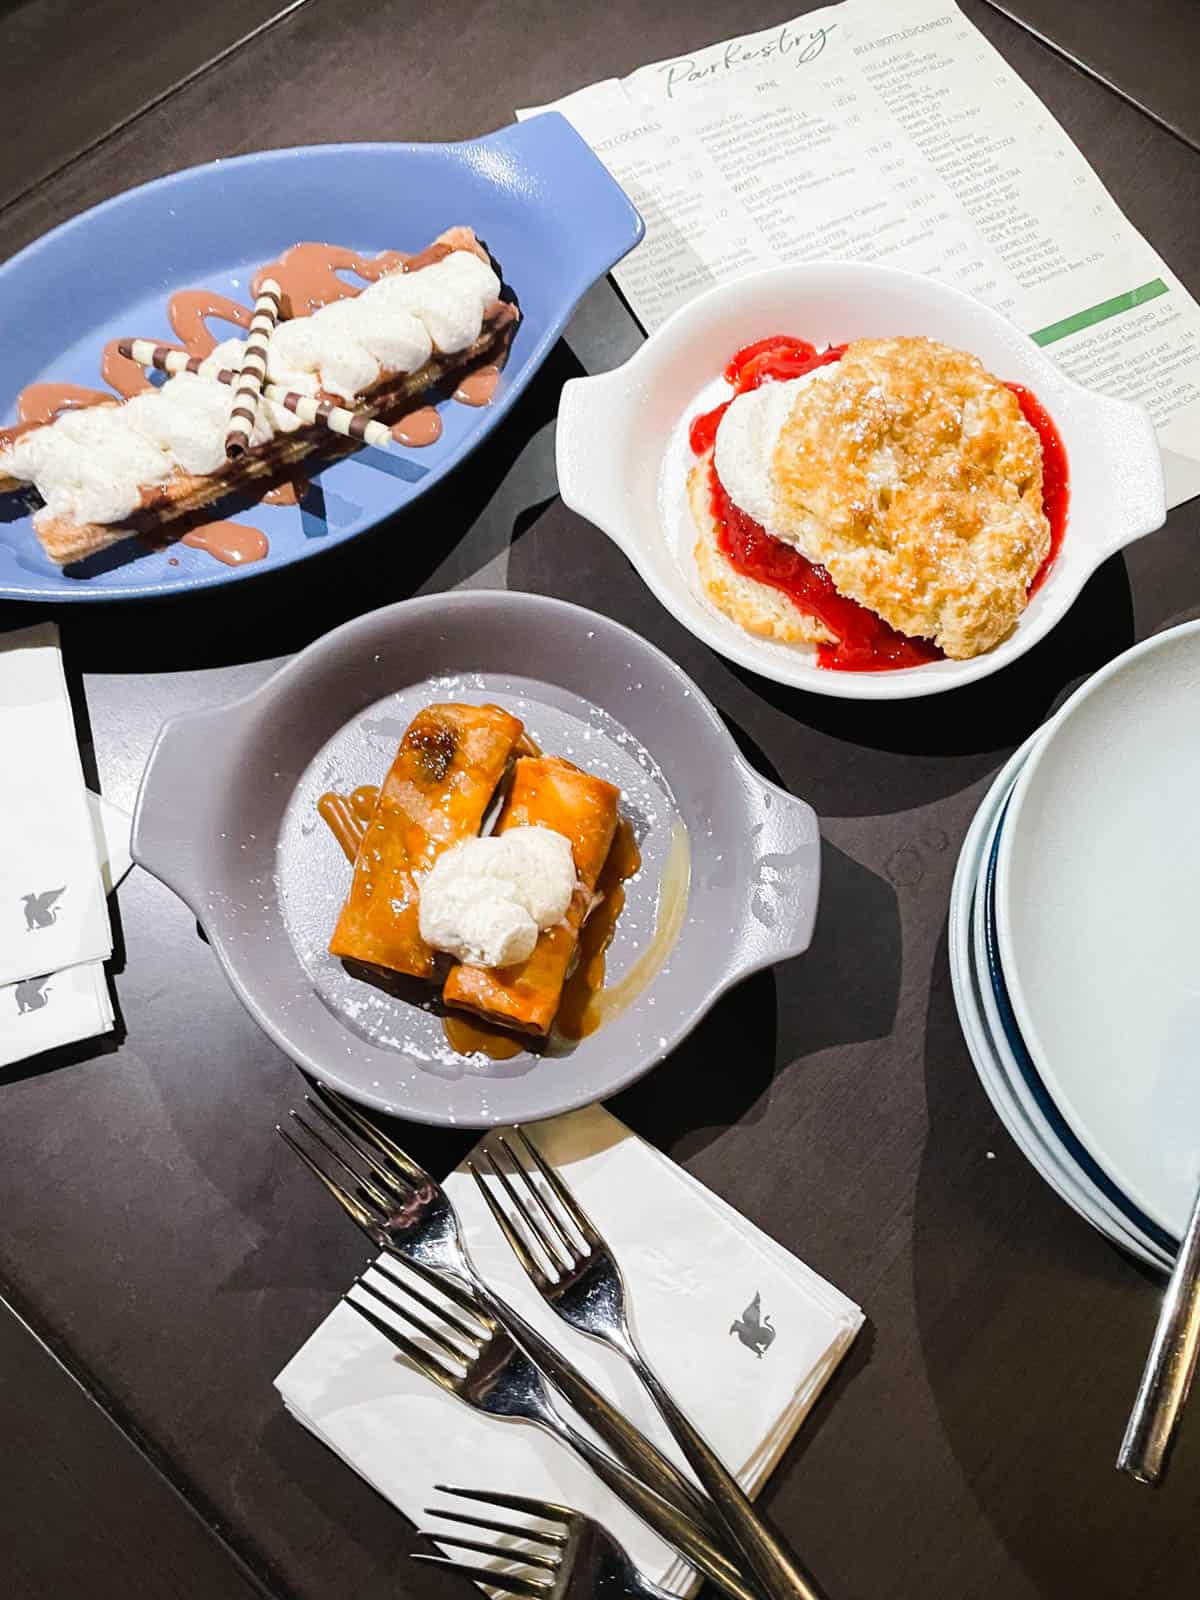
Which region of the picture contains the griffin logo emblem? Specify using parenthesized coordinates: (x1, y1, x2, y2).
(15, 976, 52, 1014)
(22, 888, 65, 930)
(730, 1291, 776, 1357)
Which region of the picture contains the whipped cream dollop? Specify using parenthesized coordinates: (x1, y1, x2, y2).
(712, 363, 836, 557)
(0, 247, 501, 531)
(418, 826, 577, 969)
(266, 250, 499, 401)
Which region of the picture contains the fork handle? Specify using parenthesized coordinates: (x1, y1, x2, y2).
(554, 1416, 760, 1600)
(629, 1352, 830, 1600)
(469, 1278, 724, 1545)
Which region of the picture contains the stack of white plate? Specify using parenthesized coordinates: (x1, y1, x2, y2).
(950, 620, 1200, 1274)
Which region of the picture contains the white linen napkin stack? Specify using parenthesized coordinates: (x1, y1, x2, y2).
(0, 623, 130, 1067)
(277, 1104, 863, 1592)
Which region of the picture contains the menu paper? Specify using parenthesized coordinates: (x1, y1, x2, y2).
(520, 0, 1200, 508)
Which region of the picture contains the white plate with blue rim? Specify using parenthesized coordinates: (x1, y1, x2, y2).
(949, 732, 1169, 1271)
(995, 622, 1200, 1245)
(975, 761, 1174, 1268)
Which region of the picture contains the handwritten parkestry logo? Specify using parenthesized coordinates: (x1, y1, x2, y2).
(21, 888, 64, 931)
(730, 1291, 776, 1358)
(660, 23, 836, 99)
(15, 976, 51, 1014)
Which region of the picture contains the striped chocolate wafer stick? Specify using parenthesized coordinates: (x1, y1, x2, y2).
(120, 338, 205, 376)
(262, 387, 394, 449)
(116, 339, 394, 449)
(224, 278, 282, 460)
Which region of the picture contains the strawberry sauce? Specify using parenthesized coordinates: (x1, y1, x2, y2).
(690, 336, 1069, 671)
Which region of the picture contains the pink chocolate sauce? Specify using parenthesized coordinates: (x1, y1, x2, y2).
(0, 382, 116, 449)
(166, 291, 252, 357)
(263, 477, 308, 506)
(452, 365, 501, 407)
(5, 233, 512, 561)
(250, 241, 458, 316)
(181, 521, 269, 566)
(391, 406, 442, 447)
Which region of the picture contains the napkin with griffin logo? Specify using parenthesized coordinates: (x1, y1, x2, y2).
(0, 790, 131, 1068)
(277, 1103, 863, 1596)
(0, 622, 110, 986)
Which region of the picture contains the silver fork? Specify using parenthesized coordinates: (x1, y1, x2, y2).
(472, 1129, 831, 1600)
(277, 1086, 755, 1600)
(415, 1483, 680, 1600)
(343, 1247, 756, 1600)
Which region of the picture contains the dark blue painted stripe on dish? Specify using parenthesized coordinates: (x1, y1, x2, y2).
(982, 795, 1178, 1256)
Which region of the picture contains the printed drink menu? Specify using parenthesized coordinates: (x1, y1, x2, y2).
(520, 0, 1200, 508)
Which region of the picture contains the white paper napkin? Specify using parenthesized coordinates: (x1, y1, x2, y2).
(89, 791, 133, 896)
(0, 791, 129, 1068)
(0, 959, 113, 1068)
(277, 1105, 863, 1591)
(0, 623, 110, 985)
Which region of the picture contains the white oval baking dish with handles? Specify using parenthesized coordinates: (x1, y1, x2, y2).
(557, 261, 1166, 700)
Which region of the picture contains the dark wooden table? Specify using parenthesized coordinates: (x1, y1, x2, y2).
(2, 2, 1198, 1596)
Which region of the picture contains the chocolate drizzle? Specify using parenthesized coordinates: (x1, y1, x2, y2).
(4, 233, 517, 562)
(0, 382, 116, 449)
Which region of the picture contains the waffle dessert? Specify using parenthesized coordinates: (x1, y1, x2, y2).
(0, 227, 517, 567)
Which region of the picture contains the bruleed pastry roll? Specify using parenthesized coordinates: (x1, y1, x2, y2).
(329, 702, 524, 980)
(441, 755, 621, 1035)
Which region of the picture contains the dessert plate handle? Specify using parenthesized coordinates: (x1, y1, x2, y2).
(557, 370, 633, 550)
(727, 758, 822, 980)
(474, 115, 645, 299)
(1088, 389, 1167, 560)
(132, 703, 238, 913)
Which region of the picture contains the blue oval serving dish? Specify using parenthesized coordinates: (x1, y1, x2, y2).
(0, 116, 643, 600)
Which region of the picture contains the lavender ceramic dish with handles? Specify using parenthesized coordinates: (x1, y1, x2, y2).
(132, 592, 820, 1126)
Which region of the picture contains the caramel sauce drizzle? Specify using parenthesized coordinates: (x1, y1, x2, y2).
(317, 785, 381, 863)
(555, 817, 642, 1041)
(441, 1013, 526, 1061)
(315, 762, 684, 1059)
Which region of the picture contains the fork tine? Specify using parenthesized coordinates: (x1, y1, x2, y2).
(470, 1158, 557, 1288)
(497, 1135, 582, 1263)
(422, 1507, 567, 1550)
(288, 1109, 393, 1214)
(356, 1274, 477, 1363)
(276, 1124, 382, 1232)
(371, 1258, 488, 1347)
(378, 1241, 490, 1323)
(425, 1533, 559, 1572)
(341, 1296, 459, 1396)
(410, 1555, 552, 1596)
(304, 1093, 415, 1201)
(311, 1082, 432, 1187)
(513, 1127, 603, 1250)
(434, 1485, 577, 1525)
